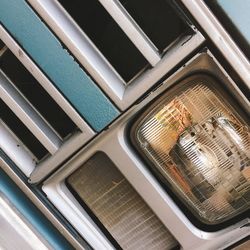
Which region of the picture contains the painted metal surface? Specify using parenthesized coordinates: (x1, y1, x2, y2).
(0, 154, 74, 250)
(42, 52, 250, 250)
(216, 0, 250, 44)
(181, 0, 250, 89)
(0, 72, 62, 154)
(98, 0, 161, 66)
(27, 0, 205, 110)
(0, 0, 119, 132)
(0, 194, 50, 250)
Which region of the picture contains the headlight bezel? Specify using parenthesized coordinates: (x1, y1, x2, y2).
(129, 59, 250, 231)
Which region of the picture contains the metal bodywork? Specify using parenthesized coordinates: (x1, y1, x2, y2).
(0, 0, 249, 249)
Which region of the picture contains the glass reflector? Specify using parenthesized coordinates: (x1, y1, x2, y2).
(133, 75, 250, 224)
(67, 152, 178, 250)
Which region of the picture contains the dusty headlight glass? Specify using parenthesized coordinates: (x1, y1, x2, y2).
(132, 75, 250, 224)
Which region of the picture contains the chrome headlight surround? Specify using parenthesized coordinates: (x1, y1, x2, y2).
(130, 57, 250, 229)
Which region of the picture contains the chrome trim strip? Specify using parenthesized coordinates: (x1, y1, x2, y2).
(42, 52, 250, 250)
(98, 0, 161, 66)
(27, 0, 126, 100)
(0, 72, 62, 154)
(121, 32, 204, 109)
(0, 25, 94, 133)
(30, 131, 94, 183)
(181, 0, 250, 89)
(0, 122, 36, 176)
(27, 0, 205, 110)
(0, 26, 95, 178)
(0, 193, 51, 250)
(0, 157, 88, 250)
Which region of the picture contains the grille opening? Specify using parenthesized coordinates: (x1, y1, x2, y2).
(119, 0, 189, 52)
(0, 99, 49, 160)
(58, 0, 149, 82)
(67, 152, 179, 250)
(131, 75, 250, 225)
(0, 40, 5, 50)
(0, 49, 77, 139)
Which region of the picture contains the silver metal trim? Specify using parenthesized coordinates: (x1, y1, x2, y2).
(0, 72, 62, 154)
(98, 0, 161, 66)
(26, 0, 205, 110)
(0, 26, 95, 178)
(121, 32, 204, 110)
(42, 52, 250, 250)
(30, 131, 94, 183)
(0, 192, 52, 250)
(44, 181, 115, 250)
(0, 121, 36, 176)
(181, 0, 250, 89)
(0, 25, 93, 132)
(1, 112, 94, 179)
(0, 157, 88, 250)
(26, 0, 126, 101)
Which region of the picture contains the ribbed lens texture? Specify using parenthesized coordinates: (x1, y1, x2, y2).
(67, 152, 178, 250)
(136, 80, 250, 224)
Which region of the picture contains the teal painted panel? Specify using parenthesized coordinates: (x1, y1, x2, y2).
(217, 0, 250, 44)
(0, 0, 119, 132)
(0, 155, 74, 249)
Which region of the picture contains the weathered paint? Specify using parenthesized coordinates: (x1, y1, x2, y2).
(0, 152, 74, 250)
(0, 0, 119, 132)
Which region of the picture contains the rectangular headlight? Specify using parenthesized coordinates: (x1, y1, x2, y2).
(131, 74, 250, 225)
(67, 152, 179, 249)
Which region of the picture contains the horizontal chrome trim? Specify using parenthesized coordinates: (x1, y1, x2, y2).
(0, 72, 62, 154)
(98, 0, 161, 66)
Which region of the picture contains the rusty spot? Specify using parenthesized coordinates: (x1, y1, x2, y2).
(18, 49, 23, 57)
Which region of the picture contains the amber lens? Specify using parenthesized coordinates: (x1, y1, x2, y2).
(134, 76, 250, 224)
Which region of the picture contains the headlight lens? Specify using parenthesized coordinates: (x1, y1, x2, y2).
(133, 75, 250, 224)
(67, 152, 179, 249)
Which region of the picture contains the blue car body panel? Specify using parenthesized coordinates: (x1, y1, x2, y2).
(0, 0, 119, 132)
